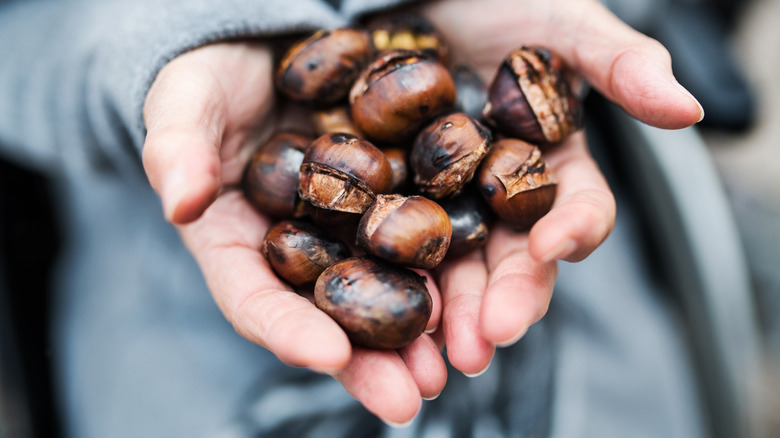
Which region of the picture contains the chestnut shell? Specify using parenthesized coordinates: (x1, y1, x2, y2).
(242, 132, 311, 219)
(476, 138, 557, 230)
(410, 112, 492, 199)
(315, 256, 432, 349)
(263, 220, 351, 287)
(438, 188, 494, 258)
(298, 133, 393, 215)
(357, 194, 452, 269)
(482, 46, 583, 145)
(349, 50, 456, 144)
(276, 28, 374, 107)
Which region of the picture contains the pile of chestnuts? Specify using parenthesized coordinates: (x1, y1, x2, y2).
(243, 14, 583, 350)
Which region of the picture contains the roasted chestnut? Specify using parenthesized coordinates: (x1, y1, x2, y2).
(242, 132, 311, 219)
(452, 64, 489, 120)
(311, 105, 364, 137)
(482, 46, 583, 145)
(438, 188, 493, 258)
(357, 194, 451, 269)
(263, 220, 351, 287)
(410, 112, 492, 199)
(349, 50, 456, 143)
(381, 147, 410, 193)
(476, 138, 557, 230)
(276, 28, 374, 107)
(298, 133, 393, 216)
(315, 256, 432, 349)
(366, 13, 449, 64)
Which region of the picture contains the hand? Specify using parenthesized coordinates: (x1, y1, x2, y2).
(142, 42, 446, 425)
(418, 0, 704, 375)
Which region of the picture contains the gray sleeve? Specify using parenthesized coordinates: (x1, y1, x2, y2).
(0, 0, 344, 174)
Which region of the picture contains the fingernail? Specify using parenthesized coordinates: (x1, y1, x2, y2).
(463, 362, 491, 378)
(382, 414, 417, 428)
(675, 81, 705, 123)
(540, 238, 576, 263)
(422, 393, 441, 401)
(424, 326, 438, 335)
(495, 327, 528, 348)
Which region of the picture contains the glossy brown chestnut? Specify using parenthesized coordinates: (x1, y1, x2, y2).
(452, 64, 488, 120)
(476, 138, 557, 230)
(349, 50, 456, 143)
(298, 133, 393, 216)
(314, 256, 432, 349)
(366, 13, 449, 64)
(357, 194, 452, 269)
(381, 147, 410, 193)
(263, 220, 351, 287)
(410, 112, 492, 199)
(242, 132, 312, 219)
(276, 28, 374, 107)
(438, 188, 493, 258)
(482, 46, 583, 145)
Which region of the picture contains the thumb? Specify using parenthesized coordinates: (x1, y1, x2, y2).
(559, 0, 704, 128)
(142, 61, 226, 224)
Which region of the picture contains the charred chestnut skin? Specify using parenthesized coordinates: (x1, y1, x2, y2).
(242, 132, 311, 219)
(315, 256, 432, 349)
(357, 194, 452, 269)
(438, 188, 493, 258)
(410, 112, 492, 199)
(482, 46, 583, 145)
(276, 28, 374, 107)
(349, 50, 456, 144)
(476, 138, 557, 230)
(298, 133, 393, 217)
(263, 220, 351, 287)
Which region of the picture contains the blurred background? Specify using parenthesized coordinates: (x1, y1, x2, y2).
(1, 0, 778, 437)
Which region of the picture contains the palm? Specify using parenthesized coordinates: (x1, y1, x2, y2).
(143, 42, 447, 424)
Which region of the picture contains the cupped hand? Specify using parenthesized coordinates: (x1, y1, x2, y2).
(142, 42, 446, 425)
(419, 0, 704, 376)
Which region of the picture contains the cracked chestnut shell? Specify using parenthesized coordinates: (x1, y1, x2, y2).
(314, 256, 432, 349)
(357, 194, 452, 269)
(242, 132, 311, 219)
(410, 112, 492, 199)
(298, 133, 393, 216)
(476, 138, 557, 230)
(349, 50, 456, 143)
(263, 220, 351, 287)
(482, 46, 583, 145)
(276, 28, 374, 107)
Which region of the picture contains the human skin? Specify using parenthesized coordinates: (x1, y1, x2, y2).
(141, 0, 703, 426)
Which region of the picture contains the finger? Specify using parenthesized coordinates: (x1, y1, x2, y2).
(142, 43, 276, 224)
(397, 334, 448, 400)
(553, 0, 704, 128)
(335, 348, 422, 426)
(529, 132, 616, 263)
(142, 58, 227, 223)
(435, 251, 495, 376)
(177, 191, 352, 373)
(483, 226, 557, 346)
